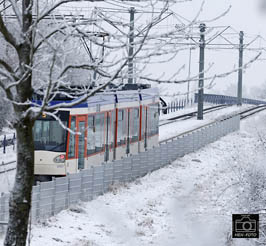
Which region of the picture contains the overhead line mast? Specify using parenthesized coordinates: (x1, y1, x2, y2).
(237, 31, 244, 106)
(197, 23, 206, 120)
(128, 7, 135, 84)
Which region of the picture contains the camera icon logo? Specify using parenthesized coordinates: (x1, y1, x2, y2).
(232, 214, 259, 238)
(235, 216, 256, 233)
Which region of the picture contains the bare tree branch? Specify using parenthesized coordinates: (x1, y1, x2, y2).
(0, 13, 18, 48)
(0, 59, 17, 79)
(9, 0, 23, 27)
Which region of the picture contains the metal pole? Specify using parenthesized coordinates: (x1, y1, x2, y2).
(128, 7, 135, 84)
(13, 132, 15, 150)
(187, 47, 192, 103)
(197, 23, 206, 120)
(3, 135, 6, 154)
(237, 31, 244, 106)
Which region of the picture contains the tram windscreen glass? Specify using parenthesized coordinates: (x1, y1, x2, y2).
(33, 111, 69, 152)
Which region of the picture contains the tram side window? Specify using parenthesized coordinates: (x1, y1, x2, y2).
(117, 109, 126, 146)
(123, 110, 128, 145)
(132, 108, 139, 142)
(148, 104, 159, 137)
(109, 111, 115, 148)
(87, 113, 105, 154)
(147, 107, 151, 137)
(117, 110, 123, 146)
(95, 113, 105, 153)
(87, 115, 95, 155)
(141, 107, 146, 139)
(155, 103, 159, 135)
(68, 116, 76, 158)
(152, 103, 159, 135)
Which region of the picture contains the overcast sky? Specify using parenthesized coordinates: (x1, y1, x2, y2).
(156, 0, 266, 98)
(64, 0, 266, 98)
(182, 0, 266, 33)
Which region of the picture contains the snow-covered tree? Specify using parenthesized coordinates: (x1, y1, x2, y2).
(0, 1, 185, 245)
(249, 80, 266, 100)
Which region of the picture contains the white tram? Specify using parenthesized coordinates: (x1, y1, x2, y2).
(33, 87, 159, 180)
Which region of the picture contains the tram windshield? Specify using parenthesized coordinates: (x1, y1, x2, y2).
(33, 111, 69, 152)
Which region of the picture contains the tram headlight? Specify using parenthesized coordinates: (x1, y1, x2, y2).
(53, 154, 65, 163)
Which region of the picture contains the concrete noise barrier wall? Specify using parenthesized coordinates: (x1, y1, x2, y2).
(0, 114, 240, 231)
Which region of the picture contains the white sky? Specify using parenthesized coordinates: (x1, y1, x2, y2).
(61, 0, 266, 98)
(157, 0, 266, 98)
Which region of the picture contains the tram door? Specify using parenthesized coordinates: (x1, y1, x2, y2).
(77, 116, 86, 170)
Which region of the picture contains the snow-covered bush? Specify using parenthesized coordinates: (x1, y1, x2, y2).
(228, 129, 266, 245)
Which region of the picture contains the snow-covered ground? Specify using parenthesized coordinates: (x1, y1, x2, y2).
(1, 109, 265, 245)
(159, 103, 200, 121)
(159, 104, 251, 141)
(159, 103, 226, 121)
(0, 128, 15, 141)
(0, 145, 16, 164)
(0, 145, 16, 193)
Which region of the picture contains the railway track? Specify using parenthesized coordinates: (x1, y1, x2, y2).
(240, 105, 266, 119)
(0, 160, 16, 174)
(159, 104, 266, 144)
(159, 104, 230, 127)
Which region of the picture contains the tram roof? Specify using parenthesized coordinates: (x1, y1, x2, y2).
(33, 87, 159, 109)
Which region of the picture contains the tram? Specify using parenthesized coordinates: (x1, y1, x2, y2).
(33, 86, 159, 180)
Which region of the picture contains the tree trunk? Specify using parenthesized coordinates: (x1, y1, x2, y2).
(4, 118, 35, 246)
(4, 1, 34, 244)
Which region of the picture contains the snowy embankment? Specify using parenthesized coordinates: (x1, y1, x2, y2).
(159, 104, 251, 141)
(0, 111, 265, 245)
(0, 128, 15, 141)
(159, 102, 225, 121)
(0, 126, 16, 168)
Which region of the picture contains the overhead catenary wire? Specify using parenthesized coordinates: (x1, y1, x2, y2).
(1, 1, 266, 90)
